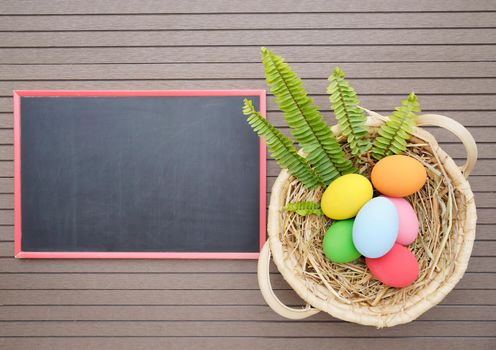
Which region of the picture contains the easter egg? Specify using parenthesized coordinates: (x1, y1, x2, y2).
(322, 219, 361, 263)
(366, 243, 419, 288)
(352, 197, 399, 258)
(371, 155, 427, 197)
(321, 174, 373, 220)
(385, 196, 419, 246)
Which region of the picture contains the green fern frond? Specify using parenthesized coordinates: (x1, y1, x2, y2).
(261, 48, 355, 185)
(328, 67, 371, 158)
(285, 201, 323, 216)
(243, 99, 323, 189)
(371, 92, 421, 160)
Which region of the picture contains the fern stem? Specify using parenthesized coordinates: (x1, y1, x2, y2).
(264, 52, 325, 149)
(261, 48, 355, 185)
(285, 201, 323, 216)
(378, 108, 409, 156)
(243, 99, 323, 188)
(371, 92, 420, 160)
(328, 67, 371, 160)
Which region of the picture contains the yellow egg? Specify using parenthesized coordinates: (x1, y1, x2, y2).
(321, 174, 373, 220)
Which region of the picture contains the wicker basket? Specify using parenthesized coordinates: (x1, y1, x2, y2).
(258, 111, 478, 327)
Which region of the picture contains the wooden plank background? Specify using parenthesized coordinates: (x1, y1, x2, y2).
(0, 1, 495, 349)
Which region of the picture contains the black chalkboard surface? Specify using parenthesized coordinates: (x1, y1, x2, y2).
(14, 91, 266, 259)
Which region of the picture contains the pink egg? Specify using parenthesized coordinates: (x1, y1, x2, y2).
(366, 244, 419, 288)
(384, 196, 419, 246)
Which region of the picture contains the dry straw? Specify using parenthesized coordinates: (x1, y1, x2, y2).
(258, 110, 477, 327)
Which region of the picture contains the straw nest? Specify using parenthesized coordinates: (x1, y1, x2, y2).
(279, 133, 465, 309)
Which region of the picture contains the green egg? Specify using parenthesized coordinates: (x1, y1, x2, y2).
(322, 219, 361, 263)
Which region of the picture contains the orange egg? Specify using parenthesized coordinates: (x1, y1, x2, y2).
(371, 155, 427, 197)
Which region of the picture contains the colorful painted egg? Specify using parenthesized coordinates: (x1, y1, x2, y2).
(321, 174, 373, 220)
(352, 197, 399, 258)
(371, 155, 427, 197)
(322, 219, 361, 263)
(385, 196, 419, 246)
(366, 243, 419, 288)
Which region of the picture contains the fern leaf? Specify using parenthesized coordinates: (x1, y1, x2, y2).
(328, 67, 371, 158)
(243, 99, 323, 189)
(371, 92, 420, 160)
(285, 201, 323, 216)
(261, 47, 355, 185)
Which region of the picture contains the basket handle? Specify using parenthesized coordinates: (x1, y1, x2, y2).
(257, 241, 320, 320)
(416, 114, 478, 178)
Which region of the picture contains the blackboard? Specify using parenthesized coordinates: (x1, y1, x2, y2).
(13, 91, 266, 259)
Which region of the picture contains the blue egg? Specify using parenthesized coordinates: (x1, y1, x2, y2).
(352, 197, 399, 258)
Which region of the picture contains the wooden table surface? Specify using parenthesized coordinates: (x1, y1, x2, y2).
(0, 1, 495, 349)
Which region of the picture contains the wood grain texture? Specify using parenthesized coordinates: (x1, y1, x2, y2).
(2, 29, 496, 46)
(0, 320, 494, 337)
(1, 0, 495, 14)
(0, 1, 495, 349)
(0, 13, 495, 30)
(0, 338, 493, 350)
(1, 62, 495, 79)
(1, 46, 496, 64)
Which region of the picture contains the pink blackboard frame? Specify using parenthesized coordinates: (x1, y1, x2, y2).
(13, 90, 267, 259)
